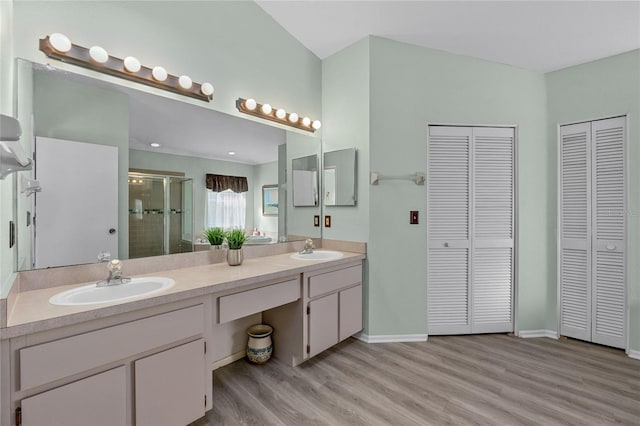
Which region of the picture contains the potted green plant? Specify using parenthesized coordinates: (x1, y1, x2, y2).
(204, 227, 225, 249)
(226, 229, 247, 266)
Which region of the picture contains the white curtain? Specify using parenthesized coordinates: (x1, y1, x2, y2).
(206, 189, 246, 230)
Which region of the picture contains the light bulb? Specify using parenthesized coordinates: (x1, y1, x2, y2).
(245, 98, 257, 110)
(178, 75, 192, 90)
(89, 46, 109, 64)
(49, 33, 71, 53)
(123, 56, 141, 73)
(200, 82, 214, 96)
(152, 66, 167, 81)
(288, 113, 299, 123)
(261, 104, 272, 114)
(275, 108, 286, 119)
(312, 120, 322, 130)
(150, 142, 160, 148)
(302, 116, 311, 127)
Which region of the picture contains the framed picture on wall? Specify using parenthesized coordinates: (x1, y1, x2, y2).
(262, 185, 278, 216)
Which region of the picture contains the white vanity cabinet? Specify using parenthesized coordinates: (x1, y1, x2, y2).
(265, 261, 363, 366)
(306, 264, 363, 357)
(12, 302, 210, 426)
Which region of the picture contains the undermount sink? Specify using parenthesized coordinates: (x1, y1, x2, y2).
(49, 277, 175, 306)
(290, 250, 344, 261)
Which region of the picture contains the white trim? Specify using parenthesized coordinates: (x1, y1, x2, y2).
(354, 332, 428, 344)
(628, 350, 640, 361)
(211, 350, 245, 370)
(517, 330, 559, 339)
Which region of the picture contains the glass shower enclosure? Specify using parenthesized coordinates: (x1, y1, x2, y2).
(128, 172, 194, 259)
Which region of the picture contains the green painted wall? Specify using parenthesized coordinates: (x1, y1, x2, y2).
(321, 38, 370, 330)
(12, 0, 321, 124)
(321, 38, 370, 242)
(366, 37, 549, 336)
(546, 49, 640, 352)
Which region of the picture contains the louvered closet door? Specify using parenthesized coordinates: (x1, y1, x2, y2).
(559, 122, 592, 341)
(591, 117, 626, 349)
(559, 117, 626, 350)
(427, 126, 514, 335)
(471, 127, 514, 333)
(427, 126, 472, 334)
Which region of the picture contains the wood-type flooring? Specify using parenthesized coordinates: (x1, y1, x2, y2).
(193, 334, 640, 425)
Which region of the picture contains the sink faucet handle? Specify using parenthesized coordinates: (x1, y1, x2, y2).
(108, 259, 122, 276)
(305, 238, 314, 248)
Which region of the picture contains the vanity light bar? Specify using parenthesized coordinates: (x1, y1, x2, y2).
(236, 98, 321, 133)
(39, 34, 214, 102)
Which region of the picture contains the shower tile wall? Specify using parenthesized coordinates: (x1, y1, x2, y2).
(129, 178, 165, 258)
(169, 180, 191, 254)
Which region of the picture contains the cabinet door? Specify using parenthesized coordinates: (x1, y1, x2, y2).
(308, 293, 338, 358)
(339, 285, 362, 341)
(22, 366, 126, 426)
(135, 339, 206, 426)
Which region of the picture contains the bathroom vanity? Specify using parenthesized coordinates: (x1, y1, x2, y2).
(0, 248, 364, 426)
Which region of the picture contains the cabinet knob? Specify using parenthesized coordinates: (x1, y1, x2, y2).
(109, 228, 117, 235)
(606, 244, 616, 251)
(444, 242, 449, 248)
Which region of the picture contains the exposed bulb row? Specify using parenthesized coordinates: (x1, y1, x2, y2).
(243, 98, 321, 130)
(48, 33, 214, 96)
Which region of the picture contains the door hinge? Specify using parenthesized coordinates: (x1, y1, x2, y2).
(306, 344, 310, 354)
(204, 341, 207, 354)
(205, 394, 207, 407)
(306, 306, 310, 315)
(15, 407, 22, 426)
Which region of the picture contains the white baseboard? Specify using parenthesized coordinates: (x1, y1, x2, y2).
(211, 350, 245, 370)
(517, 329, 559, 339)
(628, 350, 640, 361)
(354, 332, 428, 344)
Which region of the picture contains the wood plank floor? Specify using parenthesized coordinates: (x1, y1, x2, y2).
(195, 334, 640, 425)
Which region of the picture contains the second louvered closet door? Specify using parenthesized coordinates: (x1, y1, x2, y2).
(559, 116, 626, 349)
(428, 126, 514, 335)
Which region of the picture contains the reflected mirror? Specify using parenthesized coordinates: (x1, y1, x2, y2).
(292, 155, 318, 207)
(323, 148, 357, 206)
(14, 58, 321, 271)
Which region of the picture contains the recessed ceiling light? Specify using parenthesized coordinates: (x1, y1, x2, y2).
(150, 143, 161, 148)
(228, 151, 236, 156)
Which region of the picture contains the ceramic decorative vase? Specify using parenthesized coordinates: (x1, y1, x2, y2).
(227, 248, 243, 266)
(246, 324, 273, 364)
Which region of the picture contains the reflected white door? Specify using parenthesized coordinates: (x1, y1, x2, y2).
(35, 137, 118, 268)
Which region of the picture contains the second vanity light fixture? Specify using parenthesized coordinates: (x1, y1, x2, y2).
(39, 33, 214, 102)
(236, 98, 321, 133)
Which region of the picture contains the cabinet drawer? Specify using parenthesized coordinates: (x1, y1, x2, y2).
(219, 278, 300, 323)
(308, 265, 362, 298)
(20, 304, 204, 390)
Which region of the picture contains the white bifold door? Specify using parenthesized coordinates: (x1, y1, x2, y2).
(427, 126, 515, 335)
(559, 116, 627, 349)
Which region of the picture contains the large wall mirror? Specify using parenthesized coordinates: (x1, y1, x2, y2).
(14, 58, 321, 271)
(323, 148, 357, 206)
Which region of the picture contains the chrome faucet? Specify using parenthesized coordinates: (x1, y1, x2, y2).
(97, 259, 131, 287)
(299, 239, 315, 254)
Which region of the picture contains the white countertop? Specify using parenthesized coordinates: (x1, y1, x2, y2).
(3, 251, 364, 339)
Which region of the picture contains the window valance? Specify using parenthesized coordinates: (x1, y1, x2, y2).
(205, 174, 248, 193)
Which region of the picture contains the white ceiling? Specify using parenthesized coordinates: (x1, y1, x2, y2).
(256, 0, 640, 72)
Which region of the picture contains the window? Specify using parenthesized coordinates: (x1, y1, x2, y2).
(206, 189, 246, 230)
